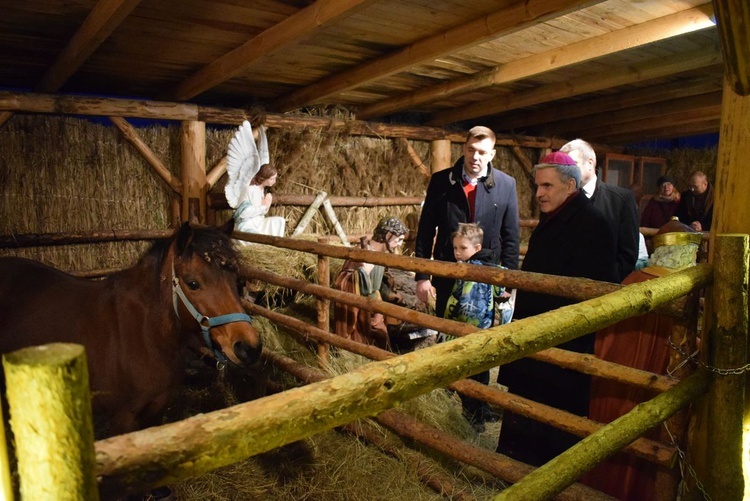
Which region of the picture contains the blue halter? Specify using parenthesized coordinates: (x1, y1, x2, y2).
(171, 262, 253, 367)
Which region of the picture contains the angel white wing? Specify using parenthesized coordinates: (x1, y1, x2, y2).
(225, 121, 269, 209)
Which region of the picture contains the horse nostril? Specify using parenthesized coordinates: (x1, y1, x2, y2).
(234, 340, 261, 364)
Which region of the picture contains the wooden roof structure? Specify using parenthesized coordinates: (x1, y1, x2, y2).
(0, 0, 725, 145)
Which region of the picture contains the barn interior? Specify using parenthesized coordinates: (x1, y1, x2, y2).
(1, 0, 749, 499)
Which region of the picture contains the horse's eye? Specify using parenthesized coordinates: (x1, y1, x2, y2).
(187, 280, 200, 290)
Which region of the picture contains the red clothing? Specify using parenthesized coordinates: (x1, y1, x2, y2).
(462, 179, 477, 221)
(583, 267, 675, 500)
(641, 197, 679, 229)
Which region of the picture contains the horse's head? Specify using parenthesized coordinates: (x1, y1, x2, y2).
(170, 220, 262, 366)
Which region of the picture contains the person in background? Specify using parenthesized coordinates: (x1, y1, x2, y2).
(441, 222, 510, 430)
(675, 170, 714, 232)
(584, 217, 702, 499)
(560, 139, 639, 281)
(232, 164, 286, 238)
(414, 125, 520, 317)
(333, 217, 409, 350)
(496, 151, 617, 466)
(641, 175, 680, 229)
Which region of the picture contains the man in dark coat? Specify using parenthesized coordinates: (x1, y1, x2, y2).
(496, 151, 618, 467)
(561, 139, 639, 282)
(414, 125, 520, 318)
(675, 170, 714, 231)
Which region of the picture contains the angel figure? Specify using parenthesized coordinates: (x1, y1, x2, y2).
(225, 121, 286, 239)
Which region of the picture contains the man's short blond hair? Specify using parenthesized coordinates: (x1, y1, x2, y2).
(560, 138, 597, 169)
(466, 126, 496, 144)
(452, 222, 484, 246)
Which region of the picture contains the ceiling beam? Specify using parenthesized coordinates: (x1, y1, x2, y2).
(713, 0, 750, 95)
(37, 0, 142, 93)
(271, 0, 599, 112)
(489, 74, 722, 132)
(357, 3, 715, 121)
(586, 119, 721, 145)
(573, 107, 722, 143)
(538, 91, 722, 136)
(427, 45, 722, 125)
(167, 0, 373, 102)
(0, 0, 142, 128)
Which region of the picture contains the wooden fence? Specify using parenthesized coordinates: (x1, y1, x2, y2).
(0, 230, 746, 500)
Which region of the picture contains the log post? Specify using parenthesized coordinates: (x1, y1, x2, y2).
(430, 139, 452, 173)
(2, 343, 98, 500)
(316, 239, 331, 366)
(0, 394, 13, 500)
(706, 234, 749, 500)
(181, 120, 207, 223)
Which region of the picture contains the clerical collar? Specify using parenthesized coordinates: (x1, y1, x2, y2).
(582, 176, 597, 198)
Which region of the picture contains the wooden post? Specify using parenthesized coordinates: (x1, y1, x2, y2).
(181, 120, 207, 223)
(430, 139, 452, 173)
(316, 241, 331, 366)
(706, 234, 749, 500)
(3, 343, 98, 500)
(0, 392, 13, 501)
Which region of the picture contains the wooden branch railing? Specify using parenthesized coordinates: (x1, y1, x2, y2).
(93, 263, 711, 495)
(242, 265, 678, 394)
(0, 229, 172, 249)
(264, 349, 613, 501)
(243, 300, 676, 466)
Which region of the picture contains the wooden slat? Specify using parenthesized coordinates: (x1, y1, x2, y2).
(37, 0, 142, 92)
(491, 74, 722, 132)
(427, 44, 722, 125)
(168, 0, 374, 101)
(271, 0, 600, 111)
(358, 3, 716, 120)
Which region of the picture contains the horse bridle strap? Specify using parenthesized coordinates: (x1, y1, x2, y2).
(170, 263, 253, 366)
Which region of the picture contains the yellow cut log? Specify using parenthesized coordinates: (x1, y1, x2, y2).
(3, 343, 97, 501)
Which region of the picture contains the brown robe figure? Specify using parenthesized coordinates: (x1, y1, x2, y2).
(583, 218, 701, 499)
(332, 217, 408, 350)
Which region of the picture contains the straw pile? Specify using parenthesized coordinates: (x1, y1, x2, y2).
(625, 146, 718, 192)
(168, 302, 506, 500)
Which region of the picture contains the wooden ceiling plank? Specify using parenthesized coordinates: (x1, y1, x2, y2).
(168, 0, 374, 102)
(494, 74, 722, 131)
(713, 0, 750, 95)
(36, 0, 143, 92)
(585, 119, 720, 144)
(427, 44, 722, 125)
(271, 0, 601, 112)
(539, 91, 722, 136)
(359, 3, 716, 120)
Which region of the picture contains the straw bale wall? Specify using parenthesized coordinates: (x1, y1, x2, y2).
(1, 114, 537, 271)
(625, 146, 718, 192)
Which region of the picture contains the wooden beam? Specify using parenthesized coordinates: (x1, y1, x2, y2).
(180, 121, 206, 223)
(547, 92, 723, 137)
(430, 139, 452, 173)
(357, 4, 716, 120)
(109, 116, 183, 194)
(712, 0, 750, 95)
(492, 74, 722, 133)
(271, 0, 599, 112)
(37, 0, 142, 93)
(428, 44, 722, 126)
(0, 91, 584, 148)
(168, 0, 372, 101)
(583, 118, 721, 145)
(509, 145, 535, 184)
(398, 138, 431, 178)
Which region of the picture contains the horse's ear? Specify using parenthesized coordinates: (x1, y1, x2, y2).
(175, 222, 194, 256)
(220, 218, 235, 236)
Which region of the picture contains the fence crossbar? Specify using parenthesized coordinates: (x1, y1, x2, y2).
(95, 263, 711, 494)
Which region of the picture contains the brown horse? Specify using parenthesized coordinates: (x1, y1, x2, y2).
(0, 221, 262, 435)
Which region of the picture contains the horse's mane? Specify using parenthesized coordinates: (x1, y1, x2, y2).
(141, 226, 240, 273)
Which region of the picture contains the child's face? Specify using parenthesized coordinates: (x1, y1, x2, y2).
(452, 236, 481, 262)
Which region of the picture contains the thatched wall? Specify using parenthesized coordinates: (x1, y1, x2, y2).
(625, 146, 718, 192)
(1, 114, 536, 271)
